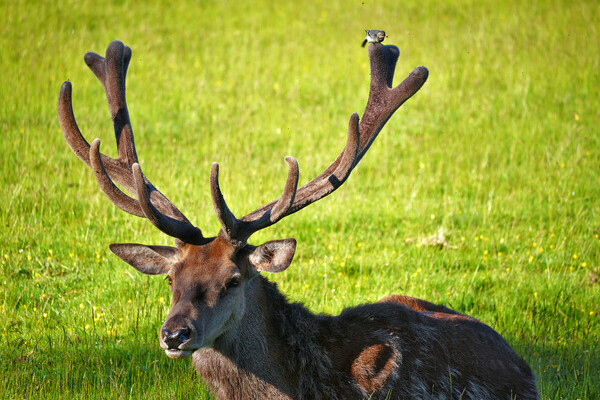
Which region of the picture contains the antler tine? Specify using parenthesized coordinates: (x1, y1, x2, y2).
(133, 164, 204, 244)
(268, 156, 300, 221)
(211, 157, 300, 244)
(81, 41, 138, 190)
(288, 112, 361, 209)
(356, 44, 428, 163)
(210, 162, 242, 242)
(89, 138, 144, 217)
(85, 41, 137, 166)
(217, 44, 427, 244)
(59, 41, 207, 245)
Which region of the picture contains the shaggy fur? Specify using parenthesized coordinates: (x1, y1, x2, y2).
(192, 275, 538, 400)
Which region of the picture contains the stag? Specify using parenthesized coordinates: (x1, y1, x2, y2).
(58, 41, 538, 399)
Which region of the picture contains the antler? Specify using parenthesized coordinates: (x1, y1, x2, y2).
(58, 41, 207, 245)
(212, 44, 428, 244)
(59, 41, 427, 247)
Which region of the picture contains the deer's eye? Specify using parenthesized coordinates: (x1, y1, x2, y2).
(165, 275, 173, 286)
(227, 277, 240, 289)
(220, 274, 242, 297)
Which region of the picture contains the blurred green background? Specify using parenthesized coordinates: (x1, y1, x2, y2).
(1, 0, 598, 398)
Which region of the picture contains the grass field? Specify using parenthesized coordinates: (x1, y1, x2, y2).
(1, 0, 598, 398)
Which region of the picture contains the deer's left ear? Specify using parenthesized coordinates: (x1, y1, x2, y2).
(249, 239, 296, 273)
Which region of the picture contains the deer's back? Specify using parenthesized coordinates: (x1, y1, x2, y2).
(318, 298, 537, 399)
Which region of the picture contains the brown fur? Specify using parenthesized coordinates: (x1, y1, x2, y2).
(380, 295, 462, 314)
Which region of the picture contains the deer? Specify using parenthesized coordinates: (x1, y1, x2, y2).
(58, 40, 538, 400)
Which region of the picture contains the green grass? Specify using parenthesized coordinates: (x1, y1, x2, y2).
(1, 0, 598, 398)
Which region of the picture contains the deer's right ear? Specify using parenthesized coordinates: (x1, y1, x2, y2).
(109, 243, 178, 275)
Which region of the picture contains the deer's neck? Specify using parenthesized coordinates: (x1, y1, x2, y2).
(192, 276, 346, 400)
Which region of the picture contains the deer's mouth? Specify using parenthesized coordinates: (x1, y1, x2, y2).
(164, 348, 194, 359)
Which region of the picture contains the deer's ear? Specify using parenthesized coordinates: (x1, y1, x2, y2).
(109, 243, 178, 275)
(249, 239, 296, 273)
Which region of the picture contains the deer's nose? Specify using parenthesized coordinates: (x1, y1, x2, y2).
(162, 327, 191, 349)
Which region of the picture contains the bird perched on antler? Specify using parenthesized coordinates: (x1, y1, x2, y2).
(362, 30, 386, 47)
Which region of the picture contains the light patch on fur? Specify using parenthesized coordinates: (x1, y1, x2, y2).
(351, 344, 398, 394)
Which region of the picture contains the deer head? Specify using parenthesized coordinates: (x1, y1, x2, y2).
(58, 40, 428, 359)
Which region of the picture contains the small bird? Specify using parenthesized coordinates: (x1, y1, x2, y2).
(362, 30, 386, 47)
